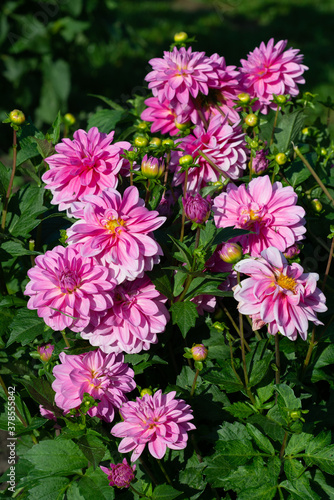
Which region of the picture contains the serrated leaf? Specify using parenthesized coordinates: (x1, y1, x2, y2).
(246, 423, 275, 455)
(285, 433, 313, 456)
(238, 482, 277, 500)
(202, 364, 244, 393)
(87, 109, 125, 133)
(170, 301, 198, 337)
(27, 476, 70, 500)
(88, 93, 125, 111)
(246, 339, 273, 388)
(0, 161, 11, 200)
(169, 235, 192, 267)
(72, 467, 115, 500)
(147, 267, 173, 300)
(77, 434, 107, 470)
(212, 227, 251, 247)
(152, 484, 182, 500)
(225, 402, 255, 419)
(173, 270, 187, 297)
(24, 439, 88, 475)
(302, 445, 334, 474)
(7, 309, 46, 347)
(20, 378, 61, 418)
(16, 142, 40, 166)
(273, 110, 305, 152)
(284, 158, 312, 187)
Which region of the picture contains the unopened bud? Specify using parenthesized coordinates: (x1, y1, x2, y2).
(238, 93, 250, 104)
(275, 153, 287, 165)
(149, 137, 162, 147)
(141, 154, 164, 179)
(37, 343, 54, 362)
(63, 113, 75, 126)
(183, 193, 212, 224)
(140, 388, 153, 397)
(191, 344, 208, 361)
(219, 242, 243, 264)
(174, 32, 188, 43)
(175, 120, 191, 130)
(9, 109, 25, 125)
(134, 136, 148, 148)
(311, 199, 323, 212)
(179, 154, 193, 166)
(244, 113, 258, 127)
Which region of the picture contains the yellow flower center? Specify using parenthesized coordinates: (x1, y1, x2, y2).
(249, 209, 260, 221)
(276, 273, 297, 292)
(105, 218, 126, 233)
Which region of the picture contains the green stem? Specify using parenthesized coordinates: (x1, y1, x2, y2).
(239, 310, 249, 388)
(177, 227, 201, 303)
(293, 145, 334, 206)
(220, 300, 251, 352)
(129, 484, 151, 498)
(279, 431, 288, 460)
(145, 179, 151, 206)
(302, 326, 316, 376)
(321, 236, 334, 293)
(180, 167, 189, 243)
(227, 333, 244, 387)
(163, 150, 171, 187)
(190, 369, 200, 397)
(157, 458, 172, 486)
(129, 160, 134, 186)
(61, 330, 71, 348)
(275, 334, 281, 386)
(1, 129, 17, 231)
(270, 106, 280, 146)
(139, 456, 158, 486)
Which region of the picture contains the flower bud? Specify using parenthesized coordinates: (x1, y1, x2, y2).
(275, 95, 287, 104)
(141, 154, 164, 179)
(162, 138, 174, 147)
(63, 113, 75, 126)
(134, 136, 148, 147)
(302, 127, 310, 136)
(284, 244, 300, 259)
(179, 154, 193, 166)
(137, 122, 148, 131)
(183, 193, 212, 224)
(219, 242, 243, 264)
(238, 93, 250, 104)
(37, 343, 54, 362)
(244, 114, 258, 127)
(191, 344, 208, 361)
(101, 459, 136, 489)
(174, 31, 188, 43)
(275, 153, 287, 165)
(175, 119, 191, 130)
(9, 109, 25, 125)
(149, 137, 162, 147)
(251, 149, 269, 174)
(140, 388, 153, 397)
(320, 148, 327, 156)
(311, 198, 323, 212)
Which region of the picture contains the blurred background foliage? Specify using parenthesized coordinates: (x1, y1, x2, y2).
(1, 0, 334, 151)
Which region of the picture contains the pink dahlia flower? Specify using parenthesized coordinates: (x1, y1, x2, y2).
(100, 459, 136, 488)
(24, 245, 116, 332)
(66, 186, 165, 283)
(141, 97, 191, 136)
(234, 247, 327, 340)
(213, 175, 306, 257)
(145, 46, 218, 108)
(171, 114, 247, 191)
(239, 38, 308, 113)
(111, 390, 195, 461)
(52, 350, 136, 422)
(81, 275, 170, 354)
(42, 127, 131, 213)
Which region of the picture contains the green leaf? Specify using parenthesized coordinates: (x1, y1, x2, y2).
(87, 109, 125, 133)
(285, 433, 313, 456)
(238, 482, 277, 500)
(225, 402, 255, 419)
(184, 275, 229, 300)
(179, 453, 206, 490)
(276, 383, 302, 415)
(302, 444, 334, 474)
(246, 339, 273, 388)
(284, 157, 312, 187)
(170, 301, 198, 337)
(246, 423, 275, 455)
(32, 137, 55, 159)
(202, 364, 244, 393)
(7, 309, 46, 347)
(24, 439, 88, 475)
(212, 227, 250, 247)
(152, 484, 182, 500)
(0, 161, 11, 200)
(0, 240, 40, 258)
(77, 434, 107, 470)
(16, 142, 40, 166)
(273, 110, 305, 152)
(27, 476, 70, 500)
(169, 235, 192, 267)
(69, 466, 114, 500)
(173, 270, 187, 297)
(88, 93, 125, 111)
(248, 414, 286, 442)
(147, 267, 173, 300)
(20, 378, 61, 417)
(314, 344, 334, 369)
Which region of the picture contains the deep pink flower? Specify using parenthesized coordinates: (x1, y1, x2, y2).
(66, 186, 165, 283)
(234, 247, 327, 340)
(81, 275, 170, 354)
(141, 97, 190, 136)
(145, 46, 218, 108)
(213, 175, 306, 256)
(42, 127, 131, 213)
(284, 244, 301, 259)
(183, 193, 212, 224)
(191, 294, 216, 315)
(39, 405, 57, 422)
(52, 350, 136, 422)
(171, 114, 247, 191)
(251, 149, 269, 174)
(239, 38, 308, 113)
(24, 245, 116, 332)
(100, 459, 136, 488)
(111, 390, 195, 461)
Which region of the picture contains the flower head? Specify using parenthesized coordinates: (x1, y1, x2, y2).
(111, 390, 195, 462)
(24, 245, 116, 332)
(183, 193, 212, 224)
(145, 46, 218, 108)
(251, 149, 269, 174)
(233, 247, 327, 340)
(213, 175, 306, 256)
(219, 242, 243, 264)
(42, 127, 131, 213)
(37, 343, 54, 362)
(81, 275, 170, 354)
(172, 115, 247, 191)
(240, 38, 308, 113)
(100, 459, 136, 488)
(52, 350, 136, 422)
(141, 97, 190, 136)
(66, 186, 165, 283)
(141, 154, 164, 179)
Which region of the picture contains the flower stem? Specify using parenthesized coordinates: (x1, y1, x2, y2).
(129, 484, 151, 498)
(129, 160, 134, 187)
(220, 300, 251, 352)
(190, 369, 200, 397)
(275, 334, 281, 386)
(321, 236, 334, 293)
(180, 167, 189, 243)
(239, 310, 249, 388)
(139, 456, 158, 486)
(1, 129, 17, 231)
(302, 326, 316, 376)
(227, 333, 244, 387)
(157, 458, 172, 485)
(61, 330, 71, 348)
(145, 179, 151, 206)
(279, 431, 288, 459)
(270, 106, 280, 147)
(293, 145, 334, 206)
(163, 151, 171, 187)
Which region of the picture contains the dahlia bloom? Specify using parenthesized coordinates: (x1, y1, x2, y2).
(52, 350, 136, 422)
(145, 46, 218, 108)
(239, 38, 308, 113)
(100, 459, 136, 488)
(111, 390, 195, 461)
(171, 114, 247, 191)
(213, 175, 306, 256)
(141, 97, 190, 136)
(42, 127, 131, 213)
(234, 247, 327, 340)
(24, 245, 116, 332)
(81, 275, 170, 354)
(66, 186, 165, 283)
(183, 193, 212, 224)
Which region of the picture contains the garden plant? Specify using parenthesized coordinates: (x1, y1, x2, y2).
(1, 32, 334, 499)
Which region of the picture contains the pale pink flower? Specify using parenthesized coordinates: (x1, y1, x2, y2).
(213, 175, 306, 257)
(171, 114, 247, 191)
(42, 127, 131, 213)
(234, 247, 327, 340)
(52, 350, 136, 422)
(111, 390, 195, 461)
(24, 245, 116, 332)
(66, 186, 165, 283)
(100, 459, 136, 488)
(145, 46, 218, 108)
(81, 276, 170, 354)
(239, 38, 308, 113)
